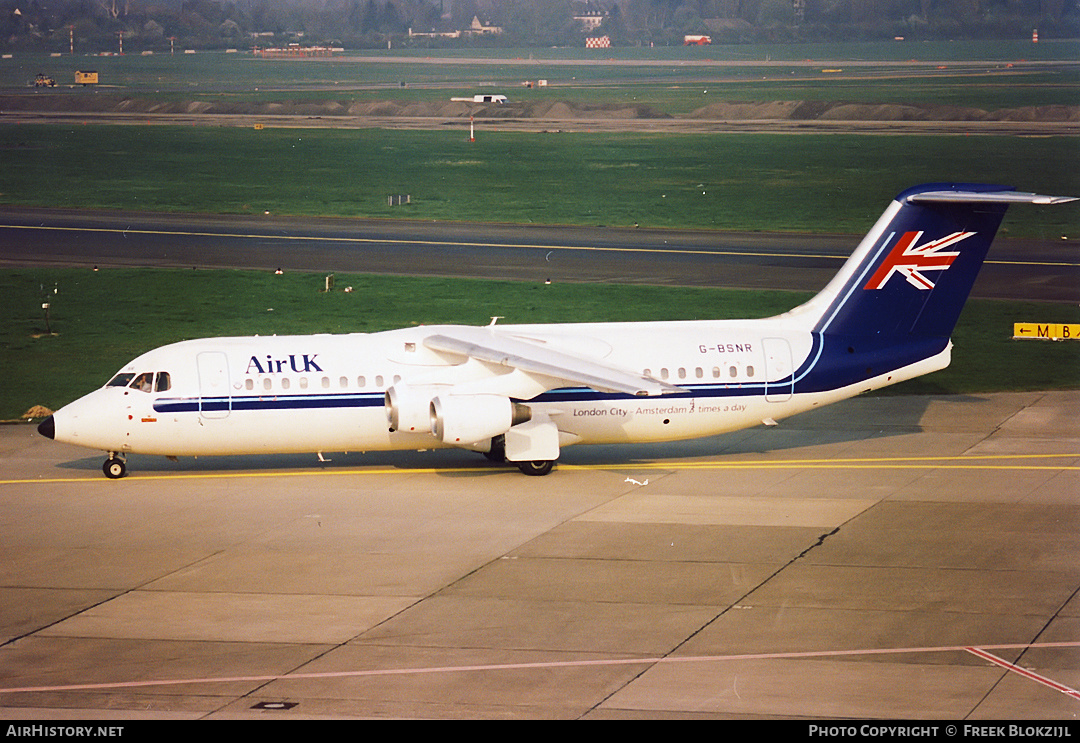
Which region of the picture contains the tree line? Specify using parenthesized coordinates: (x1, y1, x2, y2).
(2, 0, 1076, 52)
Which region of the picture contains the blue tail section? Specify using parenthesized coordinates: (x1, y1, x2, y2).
(789, 184, 1074, 393)
(813, 183, 1011, 340)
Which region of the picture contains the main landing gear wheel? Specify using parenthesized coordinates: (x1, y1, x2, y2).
(103, 456, 126, 479)
(516, 460, 555, 476)
(483, 435, 507, 463)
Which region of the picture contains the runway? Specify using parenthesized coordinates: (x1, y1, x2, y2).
(0, 208, 1077, 302)
(0, 391, 1077, 719)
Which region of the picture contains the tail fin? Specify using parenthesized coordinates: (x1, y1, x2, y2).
(785, 184, 1074, 393)
(793, 184, 1075, 340)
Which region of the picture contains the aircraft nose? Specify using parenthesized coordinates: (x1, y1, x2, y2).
(37, 415, 55, 440)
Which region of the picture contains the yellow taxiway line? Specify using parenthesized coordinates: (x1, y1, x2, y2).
(2, 452, 1076, 486)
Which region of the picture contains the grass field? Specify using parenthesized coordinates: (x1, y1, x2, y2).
(2, 41, 1078, 113)
(1, 43, 1077, 418)
(1, 125, 1077, 237)
(2, 42, 1076, 237)
(3, 40, 1078, 82)
(3, 267, 1079, 420)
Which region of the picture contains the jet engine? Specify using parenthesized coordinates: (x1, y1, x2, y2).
(429, 394, 532, 445)
(385, 384, 449, 433)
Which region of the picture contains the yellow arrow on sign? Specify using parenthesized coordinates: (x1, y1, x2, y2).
(1013, 323, 1080, 341)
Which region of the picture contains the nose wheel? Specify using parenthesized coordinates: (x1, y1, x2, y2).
(103, 455, 127, 479)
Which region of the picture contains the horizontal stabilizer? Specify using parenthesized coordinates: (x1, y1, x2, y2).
(906, 190, 1077, 206)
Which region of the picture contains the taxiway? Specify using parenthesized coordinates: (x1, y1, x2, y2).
(0, 208, 1077, 301)
(0, 391, 1077, 718)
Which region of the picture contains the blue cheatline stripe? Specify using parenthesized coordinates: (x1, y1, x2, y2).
(155, 392, 387, 414)
(154, 383, 785, 415)
(531, 384, 767, 403)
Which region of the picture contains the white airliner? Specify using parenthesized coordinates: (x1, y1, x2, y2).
(38, 184, 1074, 478)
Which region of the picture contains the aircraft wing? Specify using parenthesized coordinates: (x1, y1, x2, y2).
(423, 327, 681, 398)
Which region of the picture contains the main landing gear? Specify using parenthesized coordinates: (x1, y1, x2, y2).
(483, 435, 556, 476)
(103, 454, 127, 479)
(516, 460, 555, 476)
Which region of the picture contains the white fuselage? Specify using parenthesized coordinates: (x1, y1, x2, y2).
(51, 317, 947, 459)
(41, 185, 1073, 475)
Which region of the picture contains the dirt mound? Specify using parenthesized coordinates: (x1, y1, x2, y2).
(993, 105, 1080, 122)
(688, 100, 808, 120)
(0, 93, 1075, 127)
(817, 103, 931, 121)
(345, 101, 401, 116)
(398, 101, 440, 117)
(436, 101, 474, 117)
(529, 101, 670, 120)
(535, 101, 578, 119)
(685, 99, 1019, 122)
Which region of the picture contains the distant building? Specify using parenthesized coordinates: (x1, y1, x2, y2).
(254, 43, 334, 57)
(409, 26, 461, 39)
(466, 15, 502, 36)
(574, 11, 606, 31)
(573, 2, 608, 32)
(412, 14, 501, 38)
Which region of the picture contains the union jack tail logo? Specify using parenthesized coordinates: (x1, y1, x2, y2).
(864, 231, 976, 291)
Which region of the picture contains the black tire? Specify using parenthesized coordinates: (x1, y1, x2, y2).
(483, 435, 506, 463)
(517, 460, 554, 476)
(103, 458, 126, 479)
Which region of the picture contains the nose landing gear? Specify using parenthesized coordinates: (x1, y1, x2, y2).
(103, 454, 127, 479)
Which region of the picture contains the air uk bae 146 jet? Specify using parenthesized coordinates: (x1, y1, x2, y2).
(37, 184, 1075, 477)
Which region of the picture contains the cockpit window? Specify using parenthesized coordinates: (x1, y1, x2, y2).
(106, 373, 135, 388)
(131, 372, 155, 393)
(108, 371, 171, 392)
